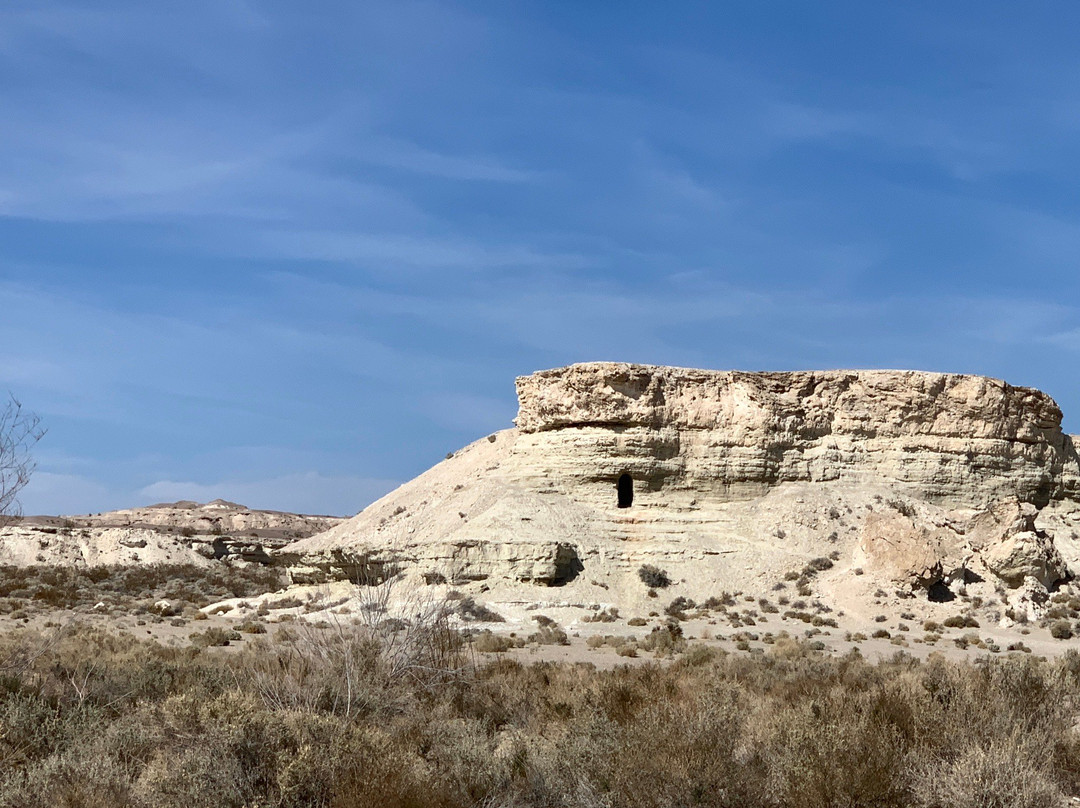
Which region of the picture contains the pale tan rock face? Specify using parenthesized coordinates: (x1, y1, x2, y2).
(969, 501, 1067, 588)
(514, 363, 1077, 509)
(856, 497, 1068, 591)
(282, 363, 1080, 606)
(857, 509, 959, 589)
(0, 501, 344, 568)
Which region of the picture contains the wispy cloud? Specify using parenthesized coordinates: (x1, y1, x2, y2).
(7, 1, 1080, 516)
(137, 472, 399, 517)
(251, 230, 594, 271)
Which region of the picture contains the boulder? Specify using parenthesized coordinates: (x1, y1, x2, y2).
(858, 510, 957, 589)
(968, 500, 1067, 588)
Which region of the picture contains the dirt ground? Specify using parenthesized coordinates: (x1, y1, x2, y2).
(1, 589, 1070, 671)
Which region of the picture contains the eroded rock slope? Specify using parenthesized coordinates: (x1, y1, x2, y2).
(282, 363, 1080, 621)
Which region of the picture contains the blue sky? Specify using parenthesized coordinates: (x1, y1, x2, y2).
(6, 1, 1080, 516)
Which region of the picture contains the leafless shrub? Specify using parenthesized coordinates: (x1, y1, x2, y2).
(0, 396, 45, 527)
(236, 576, 468, 722)
(910, 733, 1061, 808)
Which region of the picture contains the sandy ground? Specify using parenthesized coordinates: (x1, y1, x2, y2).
(1, 585, 1069, 670)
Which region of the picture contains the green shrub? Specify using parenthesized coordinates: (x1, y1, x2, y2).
(637, 565, 671, 589)
(1050, 620, 1073, 640)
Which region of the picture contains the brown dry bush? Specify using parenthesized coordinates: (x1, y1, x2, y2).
(2, 621, 1080, 808)
(0, 563, 286, 615)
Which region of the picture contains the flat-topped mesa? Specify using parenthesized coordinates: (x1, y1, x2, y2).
(513, 363, 1079, 509)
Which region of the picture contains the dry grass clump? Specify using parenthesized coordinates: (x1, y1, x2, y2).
(4, 618, 1080, 807)
(586, 634, 639, 656)
(471, 630, 518, 653)
(527, 615, 569, 646)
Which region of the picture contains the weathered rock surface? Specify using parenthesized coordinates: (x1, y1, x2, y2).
(515, 364, 1078, 508)
(856, 497, 1067, 591)
(971, 501, 1066, 588)
(282, 363, 1080, 612)
(857, 508, 959, 590)
(57, 499, 344, 539)
(0, 501, 345, 568)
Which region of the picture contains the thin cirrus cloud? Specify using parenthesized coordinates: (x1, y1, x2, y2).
(6, 2, 1080, 516)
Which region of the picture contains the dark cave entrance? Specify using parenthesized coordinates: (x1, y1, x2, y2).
(617, 473, 634, 508)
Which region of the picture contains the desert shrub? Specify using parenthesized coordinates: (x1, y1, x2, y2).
(472, 631, 513, 653)
(944, 614, 980, 629)
(701, 592, 735, 609)
(664, 597, 696, 619)
(911, 734, 1062, 808)
(1050, 620, 1073, 640)
(0, 563, 286, 615)
(191, 627, 241, 647)
(582, 607, 619, 623)
(527, 616, 569, 646)
(453, 597, 503, 622)
(6, 614, 1080, 808)
(638, 565, 671, 589)
(805, 557, 834, 573)
(638, 621, 685, 656)
(267, 595, 303, 610)
(1046, 604, 1070, 620)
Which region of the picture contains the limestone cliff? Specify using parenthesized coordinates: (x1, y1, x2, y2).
(282, 363, 1080, 611)
(514, 364, 1078, 509)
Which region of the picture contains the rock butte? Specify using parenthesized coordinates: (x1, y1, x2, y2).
(281, 363, 1080, 619)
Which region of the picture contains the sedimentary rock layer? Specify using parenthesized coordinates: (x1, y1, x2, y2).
(513, 363, 1079, 508)
(282, 364, 1080, 599)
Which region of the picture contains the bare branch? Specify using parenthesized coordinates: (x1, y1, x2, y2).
(0, 394, 45, 527)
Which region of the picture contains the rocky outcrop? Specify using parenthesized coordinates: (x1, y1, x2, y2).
(514, 364, 1078, 509)
(53, 499, 345, 539)
(858, 508, 961, 590)
(281, 363, 1080, 612)
(857, 497, 1068, 592)
(969, 501, 1067, 588)
(0, 501, 345, 568)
